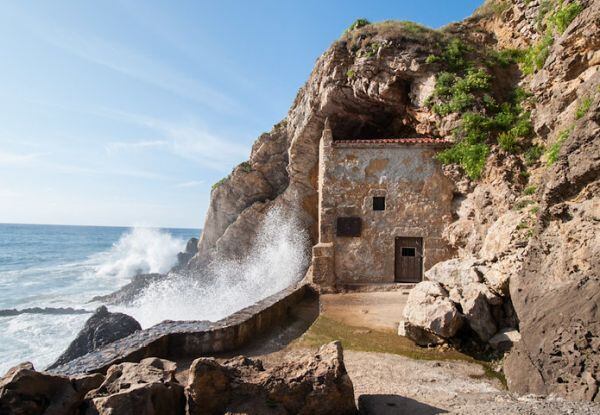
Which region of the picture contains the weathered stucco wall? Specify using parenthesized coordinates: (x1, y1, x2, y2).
(313, 128, 455, 286)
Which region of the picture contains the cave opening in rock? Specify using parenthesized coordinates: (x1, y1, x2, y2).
(329, 78, 422, 141)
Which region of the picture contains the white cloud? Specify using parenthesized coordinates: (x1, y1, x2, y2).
(175, 180, 203, 188)
(100, 110, 249, 172)
(35, 25, 240, 113)
(0, 187, 21, 198)
(0, 150, 42, 165)
(105, 140, 168, 153)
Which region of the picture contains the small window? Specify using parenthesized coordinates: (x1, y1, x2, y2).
(401, 247, 416, 257)
(336, 217, 362, 237)
(373, 196, 385, 211)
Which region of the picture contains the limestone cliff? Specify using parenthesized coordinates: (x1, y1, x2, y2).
(188, 0, 599, 402)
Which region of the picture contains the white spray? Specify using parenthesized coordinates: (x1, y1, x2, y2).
(121, 207, 309, 328)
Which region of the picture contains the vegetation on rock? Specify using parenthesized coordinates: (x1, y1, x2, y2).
(426, 38, 533, 179)
(519, 0, 583, 75)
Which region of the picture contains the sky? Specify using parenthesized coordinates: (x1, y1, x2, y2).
(0, 0, 482, 229)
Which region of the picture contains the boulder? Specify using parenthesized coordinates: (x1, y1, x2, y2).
(84, 358, 184, 415)
(175, 237, 199, 269)
(489, 328, 521, 352)
(402, 281, 463, 343)
(0, 362, 103, 415)
(90, 274, 165, 305)
(185, 341, 356, 415)
(461, 288, 498, 342)
(48, 306, 141, 370)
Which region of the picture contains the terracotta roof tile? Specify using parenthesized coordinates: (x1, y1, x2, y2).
(334, 137, 451, 145)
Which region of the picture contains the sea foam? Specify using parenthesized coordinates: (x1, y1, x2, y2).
(121, 207, 309, 327)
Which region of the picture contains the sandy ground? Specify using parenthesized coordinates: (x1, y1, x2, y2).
(320, 291, 410, 332)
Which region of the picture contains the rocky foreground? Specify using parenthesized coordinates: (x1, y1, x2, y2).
(0, 342, 355, 415)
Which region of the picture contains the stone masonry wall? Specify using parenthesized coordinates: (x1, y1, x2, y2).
(313, 129, 455, 286)
(50, 284, 313, 376)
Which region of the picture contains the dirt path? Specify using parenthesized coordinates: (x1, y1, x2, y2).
(321, 291, 410, 332)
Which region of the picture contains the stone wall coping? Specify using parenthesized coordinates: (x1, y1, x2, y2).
(333, 138, 451, 148)
(50, 282, 311, 376)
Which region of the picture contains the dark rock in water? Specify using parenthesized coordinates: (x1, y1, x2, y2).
(0, 361, 103, 415)
(90, 273, 165, 305)
(47, 306, 141, 370)
(83, 358, 184, 415)
(0, 307, 92, 317)
(174, 237, 199, 270)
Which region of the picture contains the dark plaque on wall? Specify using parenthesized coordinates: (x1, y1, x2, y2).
(336, 217, 362, 237)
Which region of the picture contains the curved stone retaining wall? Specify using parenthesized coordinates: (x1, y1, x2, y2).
(51, 283, 312, 376)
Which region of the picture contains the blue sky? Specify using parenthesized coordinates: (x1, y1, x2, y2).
(0, 0, 481, 228)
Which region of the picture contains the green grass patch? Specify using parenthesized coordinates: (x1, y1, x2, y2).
(293, 316, 506, 386)
(548, 0, 583, 34)
(240, 161, 253, 173)
(345, 18, 370, 34)
(211, 177, 228, 191)
(519, 32, 554, 75)
(346, 69, 355, 79)
(546, 127, 571, 166)
(524, 144, 545, 165)
(515, 199, 535, 210)
(523, 185, 537, 195)
(575, 97, 592, 119)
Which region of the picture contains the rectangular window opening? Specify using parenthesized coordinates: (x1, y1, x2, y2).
(373, 196, 385, 211)
(401, 247, 416, 257)
(336, 217, 362, 237)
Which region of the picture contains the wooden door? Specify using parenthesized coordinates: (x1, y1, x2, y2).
(394, 237, 423, 282)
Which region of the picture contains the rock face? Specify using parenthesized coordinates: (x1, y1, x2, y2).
(174, 237, 199, 270)
(400, 0, 600, 402)
(83, 358, 185, 415)
(185, 341, 356, 414)
(90, 274, 165, 305)
(0, 362, 103, 415)
(48, 306, 141, 370)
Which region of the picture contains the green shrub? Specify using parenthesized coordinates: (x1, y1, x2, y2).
(515, 199, 535, 210)
(498, 131, 518, 153)
(437, 142, 490, 179)
(548, 1, 583, 34)
(346, 69, 356, 79)
(575, 97, 592, 119)
(536, 0, 554, 31)
(546, 127, 571, 166)
(240, 161, 252, 173)
(345, 18, 371, 33)
(361, 42, 380, 58)
(486, 48, 524, 67)
(212, 177, 228, 190)
(530, 205, 540, 214)
(523, 185, 537, 195)
(520, 32, 553, 75)
(524, 144, 545, 165)
(428, 38, 471, 72)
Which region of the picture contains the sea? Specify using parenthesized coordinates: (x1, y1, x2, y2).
(0, 223, 198, 374)
(0, 209, 309, 375)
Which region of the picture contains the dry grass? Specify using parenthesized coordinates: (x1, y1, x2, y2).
(340, 19, 445, 55)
